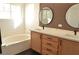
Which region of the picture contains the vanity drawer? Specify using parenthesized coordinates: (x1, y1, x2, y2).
(42, 35, 59, 42)
(42, 38, 59, 49)
(42, 46, 57, 55)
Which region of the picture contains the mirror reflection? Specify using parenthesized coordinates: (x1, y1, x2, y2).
(40, 7, 53, 25)
(66, 4, 79, 28)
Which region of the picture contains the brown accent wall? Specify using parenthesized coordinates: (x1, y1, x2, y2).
(39, 3, 79, 31)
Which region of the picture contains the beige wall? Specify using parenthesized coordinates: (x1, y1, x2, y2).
(39, 3, 79, 31)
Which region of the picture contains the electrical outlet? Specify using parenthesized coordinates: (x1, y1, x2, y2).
(58, 24, 63, 28)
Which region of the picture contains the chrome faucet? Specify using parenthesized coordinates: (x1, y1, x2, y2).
(42, 26, 44, 30)
(74, 29, 78, 35)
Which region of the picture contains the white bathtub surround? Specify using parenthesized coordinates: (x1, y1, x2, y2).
(2, 34, 30, 44)
(2, 39, 30, 55)
(1, 34, 30, 55)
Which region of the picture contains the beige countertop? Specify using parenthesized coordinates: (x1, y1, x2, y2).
(30, 27, 79, 42)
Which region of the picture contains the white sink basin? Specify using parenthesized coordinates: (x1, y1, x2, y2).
(34, 28, 44, 32)
(64, 34, 79, 39)
(35, 29, 42, 31)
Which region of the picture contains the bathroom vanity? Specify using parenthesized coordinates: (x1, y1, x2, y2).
(31, 30, 79, 55)
(31, 3, 79, 55)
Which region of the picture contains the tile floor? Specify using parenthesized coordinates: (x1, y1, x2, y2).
(17, 49, 41, 55)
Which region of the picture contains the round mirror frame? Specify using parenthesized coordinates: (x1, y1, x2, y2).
(40, 7, 53, 25)
(66, 4, 79, 28)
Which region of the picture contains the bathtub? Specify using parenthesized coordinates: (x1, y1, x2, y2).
(1, 34, 31, 55)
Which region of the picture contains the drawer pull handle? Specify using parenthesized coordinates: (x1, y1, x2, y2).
(48, 38, 51, 39)
(47, 39, 57, 42)
(47, 38, 52, 41)
(46, 48, 52, 52)
(47, 43, 52, 46)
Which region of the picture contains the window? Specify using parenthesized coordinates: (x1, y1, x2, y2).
(11, 4, 23, 28)
(0, 3, 23, 28)
(0, 3, 11, 19)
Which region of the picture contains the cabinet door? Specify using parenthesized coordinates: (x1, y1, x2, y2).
(31, 31, 41, 53)
(61, 39, 79, 55)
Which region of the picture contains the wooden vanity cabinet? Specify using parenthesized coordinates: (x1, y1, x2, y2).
(41, 34, 60, 55)
(60, 39, 79, 55)
(31, 31, 60, 55)
(31, 31, 79, 55)
(31, 31, 41, 53)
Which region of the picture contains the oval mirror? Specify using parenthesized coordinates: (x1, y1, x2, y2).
(66, 4, 79, 28)
(40, 7, 53, 25)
